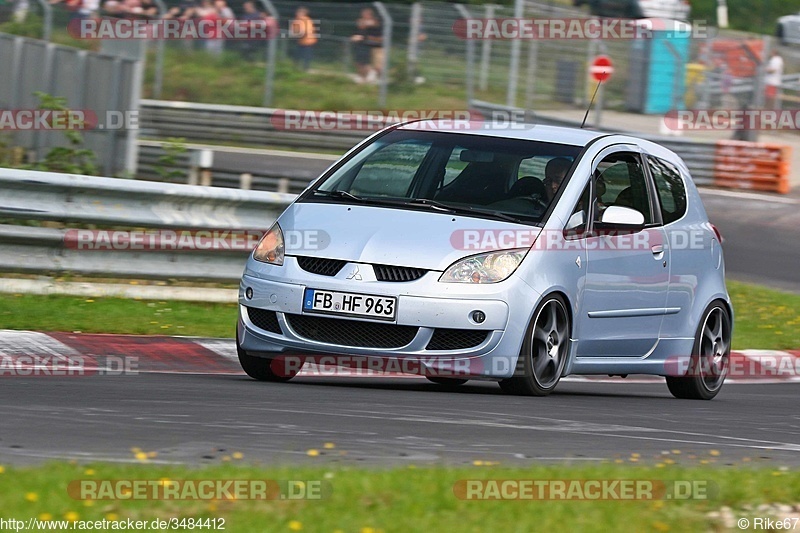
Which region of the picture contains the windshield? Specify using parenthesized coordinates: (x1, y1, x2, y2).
(303, 130, 583, 224)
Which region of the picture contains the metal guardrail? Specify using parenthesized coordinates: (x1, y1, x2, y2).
(139, 99, 718, 186)
(139, 100, 372, 151)
(136, 140, 333, 194)
(0, 168, 295, 282)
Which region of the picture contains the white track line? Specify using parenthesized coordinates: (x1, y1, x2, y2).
(698, 187, 798, 205)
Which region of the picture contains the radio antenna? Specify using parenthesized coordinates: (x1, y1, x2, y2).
(581, 78, 604, 129)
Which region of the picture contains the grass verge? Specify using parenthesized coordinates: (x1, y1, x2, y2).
(0, 461, 798, 532)
(726, 280, 800, 350)
(0, 279, 797, 349)
(0, 294, 237, 338)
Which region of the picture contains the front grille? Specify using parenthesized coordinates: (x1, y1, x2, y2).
(426, 328, 490, 351)
(246, 307, 282, 334)
(285, 313, 418, 348)
(373, 264, 428, 282)
(296, 256, 346, 277)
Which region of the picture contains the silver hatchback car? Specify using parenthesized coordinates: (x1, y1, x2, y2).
(237, 122, 732, 400)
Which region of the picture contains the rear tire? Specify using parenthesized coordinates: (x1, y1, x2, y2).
(499, 295, 570, 396)
(666, 301, 731, 400)
(237, 333, 303, 382)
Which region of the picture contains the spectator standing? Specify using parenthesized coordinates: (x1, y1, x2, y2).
(363, 7, 383, 83)
(50, 0, 87, 21)
(350, 9, 372, 83)
(352, 8, 381, 83)
(290, 7, 317, 71)
(139, 0, 158, 18)
(121, 0, 144, 18)
(163, 0, 196, 19)
(214, 0, 232, 19)
(101, 0, 122, 16)
(239, 0, 263, 60)
(196, 0, 222, 56)
(765, 49, 784, 109)
(13, 0, 29, 23)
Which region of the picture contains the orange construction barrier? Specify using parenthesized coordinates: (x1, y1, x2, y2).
(713, 140, 791, 194)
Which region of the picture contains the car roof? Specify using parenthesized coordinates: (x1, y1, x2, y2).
(396, 121, 609, 147)
(393, 121, 689, 174)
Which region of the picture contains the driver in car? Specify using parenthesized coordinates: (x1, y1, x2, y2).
(543, 157, 572, 202)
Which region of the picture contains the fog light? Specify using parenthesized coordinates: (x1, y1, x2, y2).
(471, 310, 486, 324)
(245, 287, 253, 300)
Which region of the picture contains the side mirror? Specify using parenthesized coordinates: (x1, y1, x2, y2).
(599, 206, 645, 230)
(565, 211, 585, 230)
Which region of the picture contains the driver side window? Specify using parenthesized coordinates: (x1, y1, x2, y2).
(592, 152, 652, 225)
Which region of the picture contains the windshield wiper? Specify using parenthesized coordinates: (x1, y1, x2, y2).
(403, 200, 529, 224)
(310, 191, 528, 224)
(314, 193, 456, 213)
(465, 208, 529, 224)
(396, 198, 456, 212)
(312, 189, 364, 202)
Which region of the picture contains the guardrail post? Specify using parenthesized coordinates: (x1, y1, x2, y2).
(240, 173, 253, 190)
(278, 177, 289, 193)
(190, 149, 214, 186)
(258, 0, 279, 107)
(373, 2, 392, 107)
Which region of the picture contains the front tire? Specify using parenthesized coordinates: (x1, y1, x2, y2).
(499, 295, 570, 396)
(237, 334, 303, 382)
(666, 301, 731, 400)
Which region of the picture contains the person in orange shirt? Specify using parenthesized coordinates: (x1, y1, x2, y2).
(291, 6, 317, 71)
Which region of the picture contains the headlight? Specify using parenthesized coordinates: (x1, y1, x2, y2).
(439, 248, 527, 284)
(253, 222, 284, 265)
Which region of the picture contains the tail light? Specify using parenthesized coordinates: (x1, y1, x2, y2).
(710, 223, 723, 244)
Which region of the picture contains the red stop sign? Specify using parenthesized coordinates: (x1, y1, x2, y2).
(590, 55, 614, 82)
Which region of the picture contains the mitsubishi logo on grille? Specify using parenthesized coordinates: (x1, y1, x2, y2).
(346, 265, 362, 280)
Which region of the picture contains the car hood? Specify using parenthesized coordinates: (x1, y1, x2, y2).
(279, 202, 541, 271)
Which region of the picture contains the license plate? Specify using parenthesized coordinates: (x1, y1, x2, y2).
(303, 289, 396, 321)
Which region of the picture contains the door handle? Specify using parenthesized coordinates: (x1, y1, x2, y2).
(651, 245, 664, 258)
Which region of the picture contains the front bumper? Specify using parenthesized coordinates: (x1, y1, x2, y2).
(237, 257, 541, 379)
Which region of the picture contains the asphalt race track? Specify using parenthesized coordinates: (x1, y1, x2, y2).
(1, 155, 797, 469)
(700, 189, 800, 293)
(1, 374, 799, 466)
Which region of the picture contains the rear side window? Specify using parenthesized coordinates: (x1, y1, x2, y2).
(647, 157, 687, 224)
